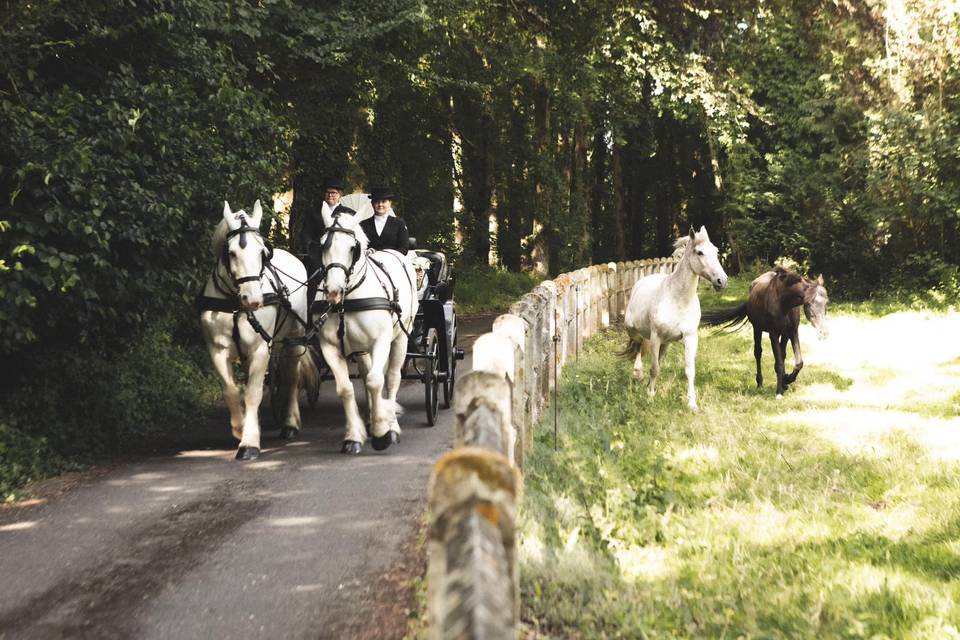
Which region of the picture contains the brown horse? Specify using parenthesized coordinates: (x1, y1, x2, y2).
(701, 267, 829, 396)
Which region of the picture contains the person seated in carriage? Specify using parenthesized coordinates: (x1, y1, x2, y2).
(302, 178, 355, 275)
(359, 187, 409, 253)
(301, 178, 356, 309)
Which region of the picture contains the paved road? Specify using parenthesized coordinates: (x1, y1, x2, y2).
(0, 315, 494, 640)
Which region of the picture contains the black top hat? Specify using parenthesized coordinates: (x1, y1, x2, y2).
(320, 178, 345, 191)
(368, 187, 397, 201)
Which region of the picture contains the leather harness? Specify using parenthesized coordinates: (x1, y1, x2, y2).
(196, 217, 307, 357)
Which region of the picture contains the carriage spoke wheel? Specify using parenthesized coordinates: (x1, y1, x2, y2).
(443, 328, 458, 408)
(424, 329, 440, 426)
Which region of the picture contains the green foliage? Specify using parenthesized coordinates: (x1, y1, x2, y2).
(453, 265, 542, 314)
(2, 319, 218, 472)
(521, 290, 960, 637)
(0, 0, 290, 354)
(0, 420, 71, 502)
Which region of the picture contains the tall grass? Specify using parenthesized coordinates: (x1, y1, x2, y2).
(520, 274, 960, 639)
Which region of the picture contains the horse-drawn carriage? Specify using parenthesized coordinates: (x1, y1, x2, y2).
(198, 200, 461, 459)
(281, 244, 463, 427)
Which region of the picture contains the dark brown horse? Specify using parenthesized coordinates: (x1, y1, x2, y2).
(701, 267, 829, 396)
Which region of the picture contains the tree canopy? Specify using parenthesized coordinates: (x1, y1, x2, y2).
(1, 0, 959, 462)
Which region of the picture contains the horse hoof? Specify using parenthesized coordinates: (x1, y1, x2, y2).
(776, 393, 784, 400)
(371, 431, 399, 451)
(341, 440, 363, 455)
(236, 446, 260, 461)
(280, 426, 299, 440)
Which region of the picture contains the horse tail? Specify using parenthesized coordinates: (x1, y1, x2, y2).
(700, 303, 749, 331)
(616, 338, 643, 360)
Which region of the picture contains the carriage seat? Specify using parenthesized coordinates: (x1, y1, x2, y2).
(417, 251, 448, 286)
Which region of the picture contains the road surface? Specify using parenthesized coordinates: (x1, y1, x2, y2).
(0, 315, 494, 640)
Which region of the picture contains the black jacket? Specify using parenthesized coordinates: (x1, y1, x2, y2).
(360, 215, 409, 253)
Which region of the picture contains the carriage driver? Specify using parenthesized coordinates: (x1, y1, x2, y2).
(302, 178, 356, 308)
(359, 187, 410, 254)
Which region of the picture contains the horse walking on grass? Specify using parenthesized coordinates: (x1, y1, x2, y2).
(199, 201, 309, 460)
(313, 210, 417, 454)
(701, 266, 829, 397)
(622, 226, 728, 411)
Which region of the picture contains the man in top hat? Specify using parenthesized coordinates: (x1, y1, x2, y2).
(360, 187, 409, 253)
(302, 178, 356, 260)
(302, 178, 356, 308)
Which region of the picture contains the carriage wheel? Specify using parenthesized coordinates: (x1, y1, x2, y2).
(424, 329, 440, 426)
(443, 328, 458, 409)
(267, 349, 283, 429)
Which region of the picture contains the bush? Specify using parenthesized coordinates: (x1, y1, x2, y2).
(0, 317, 219, 493)
(453, 265, 543, 314)
(0, 419, 70, 502)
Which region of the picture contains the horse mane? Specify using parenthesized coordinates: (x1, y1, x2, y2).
(672, 228, 709, 257)
(211, 218, 230, 256)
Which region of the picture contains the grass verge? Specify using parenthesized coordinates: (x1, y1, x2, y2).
(520, 274, 960, 638)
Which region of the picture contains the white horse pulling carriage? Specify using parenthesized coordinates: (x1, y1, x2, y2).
(198, 201, 462, 459)
(198, 201, 310, 460)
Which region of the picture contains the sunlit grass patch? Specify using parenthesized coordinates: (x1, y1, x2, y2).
(519, 278, 960, 638)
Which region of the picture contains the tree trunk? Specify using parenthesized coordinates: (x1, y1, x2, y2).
(529, 80, 551, 276)
(590, 123, 608, 263)
(451, 90, 494, 264)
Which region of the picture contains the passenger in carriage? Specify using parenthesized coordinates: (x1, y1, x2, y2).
(359, 187, 410, 253)
(302, 178, 355, 270)
(302, 178, 355, 306)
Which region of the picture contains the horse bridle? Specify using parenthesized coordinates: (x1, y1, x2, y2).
(319, 213, 363, 289)
(220, 217, 275, 289)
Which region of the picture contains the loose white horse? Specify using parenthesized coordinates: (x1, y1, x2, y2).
(315, 210, 418, 454)
(623, 226, 728, 411)
(199, 201, 309, 460)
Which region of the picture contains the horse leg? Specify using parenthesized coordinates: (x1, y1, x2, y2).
(784, 329, 803, 385)
(277, 343, 302, 440)
(382, 331, 408, 434)
(769, 331, 785, 397)
(236, 343, 269, 460)
(366, 338, 398, 451)
(683, 333, 699, 412)
(356, 353, 372, 432)
(209, 347, 244, 441)
(320, 342, 366, 454)
(647, 335, 662, 397)
(753, 325, 764, 388)
(632, 340, 645, 380)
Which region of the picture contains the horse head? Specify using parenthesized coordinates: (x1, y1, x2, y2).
(221, 200, 270, 310)
(682, 226, 728, 291)
(319, 211, 367, 305)
(802, 274, 829, 339)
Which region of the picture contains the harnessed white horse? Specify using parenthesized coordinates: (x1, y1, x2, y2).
(315, 210, 417, 454)
(623, 226, 728, 411)
(198, 201, 309, 460)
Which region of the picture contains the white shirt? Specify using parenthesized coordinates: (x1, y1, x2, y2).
(321, 201, 337, 218)
(374, 212, 390, 236)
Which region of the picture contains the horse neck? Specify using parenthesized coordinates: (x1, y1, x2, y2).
(666, 251, 701, 302)
(342, 252, 370, 296)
